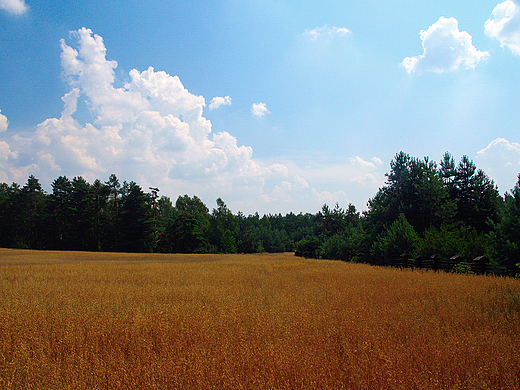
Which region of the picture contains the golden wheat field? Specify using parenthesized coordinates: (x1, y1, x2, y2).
(0, 249, 519, 389)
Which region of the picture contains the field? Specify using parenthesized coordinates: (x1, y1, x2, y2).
(0, 249, 519, 389)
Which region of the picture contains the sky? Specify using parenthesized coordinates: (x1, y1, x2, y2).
(1, 0, 520, 215)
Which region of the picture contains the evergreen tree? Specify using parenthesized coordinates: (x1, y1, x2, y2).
(116, 182, 153, 252)
(70, 176, 96, 250)
(371, 213, 420, 259)
(209, 198, 238, 253)
(492, 174, 520, 268)
(167, 212, 207, 253)
(0, 182, 22, 247)
(364, 152, 453, 244)
(49, 176, 75, 249)
(447, 154, 502, 233)
(90, 179, 109, 251)
(19, 176, 47, 249)
(236, 212, 257, 253)
(154, 195, 176, 252)
(103, 174, 122, 251)
(175, 195, 211, 235)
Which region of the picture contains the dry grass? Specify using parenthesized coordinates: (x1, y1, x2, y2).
(0, 248, 519, 389)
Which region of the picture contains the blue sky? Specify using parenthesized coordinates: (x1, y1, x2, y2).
(1, 0, 520, 215)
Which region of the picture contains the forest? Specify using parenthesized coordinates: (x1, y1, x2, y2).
(0, 151, 519, 273)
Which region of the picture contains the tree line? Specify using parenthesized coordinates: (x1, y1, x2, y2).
(0, 174, 315, 254)
(296, 152, 519, 274)
(0, 151, 519, 273)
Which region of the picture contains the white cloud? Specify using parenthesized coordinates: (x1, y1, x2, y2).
(0, 110, 8, 132)
(402, 17, 489, 74)
(251, 102, 270, 117)
(267, 163, 289, 176)
(304, 26, 352, 41)
(0, 27, 349, 215)
(0, 0, 28, 15)
(0, 141, 11, 161)
(476, 138, 520, 193)
(209, 96, 232, 110)
(293, 175, 310, 190)
(267, 182, 294, 203)
(371, 157, 383, 165)
(311, 188, 350, 205)
(477, 137, 520, 156)
(350, 155, 383, 168)
(0, 27, 391, 215)
(485, 0, 520, 56)
(351, 174, 378, 185)
(1, 28, 273, 194)
(60, 28, 148, 126)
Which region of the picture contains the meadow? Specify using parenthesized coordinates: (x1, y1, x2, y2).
(0, 249, 519, 389)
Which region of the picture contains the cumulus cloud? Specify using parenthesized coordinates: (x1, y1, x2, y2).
(304, 25, 352, 41)
(251, 102, 270, 117)
(0, 27, 351, 214)
(209, 96, 232, 110)
(477, 138, 520, 164)
(293, 175, 310, 190)
(0, 0, 28, 15)
(0, 29, 277, 196)
(476, 138, 520, 193)
(371, 157, 383, 165)
(485, 0, 520, 56)
(0, 110, 8, 132)
(311, 188, 350, 205)
(349, 156, 384, 168)
(402, 17, 489, 74)
(351, 173, 378, 185)
(0, 141, 11, 161)
(0, 27, 389, 215)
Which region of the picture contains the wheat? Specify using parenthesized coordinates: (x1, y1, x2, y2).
(0, 249, 518, 389)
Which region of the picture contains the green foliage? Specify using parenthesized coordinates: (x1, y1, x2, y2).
(415, 225, 464, 261)
(319, 234, 349, 261)
(0, 153, 516, 264)
(416, 224, 487, 262)
(442, 153, 502, 233)
(209, 198, 239, 253)
(491, 174, 520, 266)
(295, 236, 321, 258)
(452, 263, 473, 275)
(116, 181, 154, 252)
(371, 214, 420, 259)
(319, 225, 366, 262)
(364, 152, 454, 249)
(220, 229, 237, 254)
(167, 212, 207, 253)
(175, 195, 210, 233)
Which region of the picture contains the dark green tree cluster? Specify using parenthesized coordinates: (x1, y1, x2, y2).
(295, 203, 365, 261)
(0, 174, 315, 254)
(1, 151, 519, 271)
(0, 174, 157, 252)
(296, 151, 519, 272)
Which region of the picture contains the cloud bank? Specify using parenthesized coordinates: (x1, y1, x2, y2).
(485, 0, 520, 56)
(0, 0, 28, 15)
(0, 28, 275, 201)
(0, 28, 385, 214)
(476, 137, 520, 192)
(402, 17, 489, 74)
